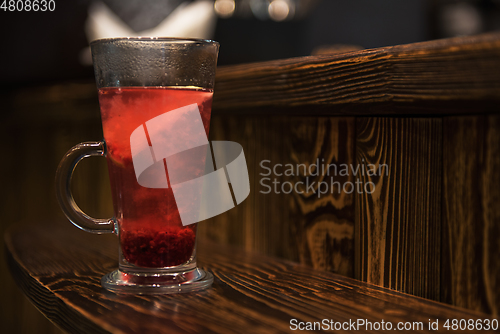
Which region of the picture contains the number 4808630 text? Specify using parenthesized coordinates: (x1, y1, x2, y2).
(1, 0, 55, 11)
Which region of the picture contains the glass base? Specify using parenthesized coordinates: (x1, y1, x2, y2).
(101, 268, 213, 294)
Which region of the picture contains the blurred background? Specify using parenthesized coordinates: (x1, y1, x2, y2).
(1, 0, 500, 333)
(1, 0, 500, 87)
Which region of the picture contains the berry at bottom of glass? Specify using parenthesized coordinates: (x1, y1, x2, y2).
(98, 86, 213, 268)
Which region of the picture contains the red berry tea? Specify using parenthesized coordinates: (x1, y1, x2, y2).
(98, 87, 213, 267)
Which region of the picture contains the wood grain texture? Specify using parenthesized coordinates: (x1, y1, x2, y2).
(5, 223, 497, 334)
(213, 33, 500, 112)
(0, 84, 107, 334)
(200, 115, 296, 259)
(199, 115, 355, 277)
(442, 115, 500, 316)
(355, 118, 442, 301)
(287, 117, 355, 276)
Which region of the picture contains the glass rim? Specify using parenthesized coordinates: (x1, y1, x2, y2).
(90, 37, 219, 47)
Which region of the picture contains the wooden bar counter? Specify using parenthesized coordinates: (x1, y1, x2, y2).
(5, 222, 497, 333)
(203, 32, 500, 316)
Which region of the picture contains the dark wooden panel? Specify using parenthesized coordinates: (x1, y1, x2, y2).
(442, 115, 500, 316)
(0, 83, 107, 334)
(287, 117, 355, 276)
(213, 33, 500, 112)
(6, 223, 496, 334)
(200, 115, 355, 276)
(198, 115, 256, 252)
(355, 118, 442, 301)
(200, 115, 298, 260)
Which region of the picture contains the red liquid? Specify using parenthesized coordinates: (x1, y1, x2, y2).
(98, 87, 213, 267)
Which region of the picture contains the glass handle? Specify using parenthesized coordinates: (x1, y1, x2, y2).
(55, 141, 115, 234)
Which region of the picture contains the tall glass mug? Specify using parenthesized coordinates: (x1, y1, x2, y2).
(56, 38, 219, 294)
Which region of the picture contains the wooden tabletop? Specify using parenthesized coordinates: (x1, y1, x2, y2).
(213, 32, 500, 114)
(5, 223, 497, 334)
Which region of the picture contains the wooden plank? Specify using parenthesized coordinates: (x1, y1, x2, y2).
(0, 101, 108, 334)
(442, 115, 500, 316)
(287, 117, 355, 276)
(213, 33, 500, 112)
(200, 114, 355, 276)
(5, 223, 497, 334)
(355, 118, 442, 301)
(199, 114, 291, 262)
